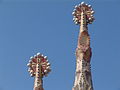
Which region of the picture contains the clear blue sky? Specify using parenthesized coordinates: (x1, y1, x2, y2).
(0, 0, 120, 90)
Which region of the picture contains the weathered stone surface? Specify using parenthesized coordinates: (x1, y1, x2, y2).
(34, 86, 44, 90)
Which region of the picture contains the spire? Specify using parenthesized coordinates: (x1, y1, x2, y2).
(27, 53, 51, 90)
(72, 2, 95, 90)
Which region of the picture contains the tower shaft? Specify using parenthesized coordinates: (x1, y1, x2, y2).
(27, 53, 51, 90)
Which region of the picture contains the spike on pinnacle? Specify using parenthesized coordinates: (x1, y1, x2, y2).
(81, 2, 85, 5)
(36, 52, 41, 56)
(72, 2, 95, 25)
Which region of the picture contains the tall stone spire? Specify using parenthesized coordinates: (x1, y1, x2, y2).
(72, 2, 95, 90)
(27, 53, 51, 90)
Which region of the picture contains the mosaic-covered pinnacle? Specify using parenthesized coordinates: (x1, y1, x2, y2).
(27, 53, 51, 77)
(72, 2, 95, 25)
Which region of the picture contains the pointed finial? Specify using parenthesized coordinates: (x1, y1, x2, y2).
(27, 53, 51, 77)
(72, 2, 95, 25)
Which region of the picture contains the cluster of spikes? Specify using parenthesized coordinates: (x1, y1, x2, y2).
(72, 2, 95, 25)
(27, 53, 51, 77)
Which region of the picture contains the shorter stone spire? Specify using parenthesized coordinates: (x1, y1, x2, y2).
(27, 53, 51, 90)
